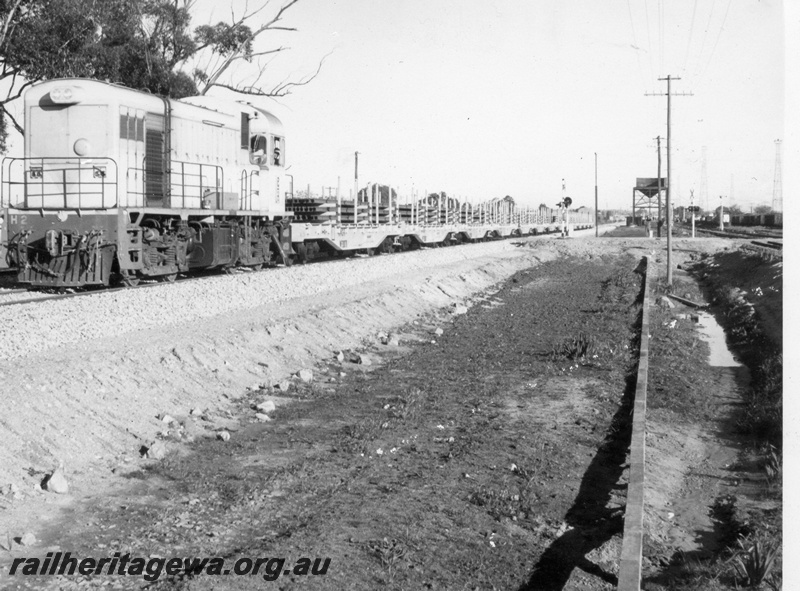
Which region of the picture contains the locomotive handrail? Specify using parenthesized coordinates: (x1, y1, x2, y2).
(127, 160, 224, 209)
(248, 170, 260, 210)
(1, 156, 119, 209)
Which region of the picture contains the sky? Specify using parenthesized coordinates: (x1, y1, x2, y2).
(189, 0, 786, 213)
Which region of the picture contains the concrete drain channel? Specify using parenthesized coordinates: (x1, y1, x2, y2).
(618, 255, 653, 590)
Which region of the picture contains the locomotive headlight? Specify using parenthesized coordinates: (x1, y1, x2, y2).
(50, 86, 80, 104)
(74, 138, 90, 156)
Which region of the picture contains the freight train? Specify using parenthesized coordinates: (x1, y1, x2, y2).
(728, 213, 783, 228)
(1, 78, 593, 288)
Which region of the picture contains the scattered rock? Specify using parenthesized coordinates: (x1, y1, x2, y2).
(216, 431, 231, 442)
(255, 400, 276, 414)
(0, 533, 12, 551)
(276, 381, 291, 392)
(19, 533, 36, 547)
(434, 328, 444, 336)
(43, 469, 69, 494)
(1, 483, 19, 497)
(298, 369, 313, 383)
(377, 331, 389, 344)
(658, 296, 675, 309)
(348, 352, 371, 365)
(142, 440, 167, 460)
(334, 351, 345, 362)
(255, 413, 272, 422)
(190, 408, 203, 416)
(452, 304, 468, 315)
(160, 414, 176, 424)
(387, 337, 400, 347)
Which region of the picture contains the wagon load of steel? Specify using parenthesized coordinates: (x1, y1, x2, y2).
(338, 200, 369, 224)
(286, 198, 338, 224)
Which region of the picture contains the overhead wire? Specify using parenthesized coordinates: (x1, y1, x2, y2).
(691, 0, 716, 87)
(682, 0, 699, 75)
(658, 0, 664, 75)
(643, 0, 655, 86)
(626, 0, 648, 91)
(699, 0, 733, 80)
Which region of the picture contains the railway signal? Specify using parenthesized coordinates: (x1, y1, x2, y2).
(688, 205, 700, 238)
(556, 197, 572, 237)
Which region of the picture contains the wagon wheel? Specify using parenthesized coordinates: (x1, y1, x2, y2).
(120, 270, 140, 287)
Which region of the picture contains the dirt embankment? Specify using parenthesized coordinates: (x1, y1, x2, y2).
(0, 241, 551, 490)
(3, 242, 650, 591)
(0, 233, 763, 591)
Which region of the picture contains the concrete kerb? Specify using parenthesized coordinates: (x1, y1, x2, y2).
(618, 256, 654, 590)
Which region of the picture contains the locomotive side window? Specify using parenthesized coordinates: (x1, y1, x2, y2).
(272, 136, 284, 166)
(249, 134, 268, 165)
(240, 112, 249, 149)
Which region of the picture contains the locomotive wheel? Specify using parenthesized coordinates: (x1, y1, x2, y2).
(120, 270, 140, 287)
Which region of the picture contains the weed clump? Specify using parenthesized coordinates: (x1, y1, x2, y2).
(550, 332, 596, 361)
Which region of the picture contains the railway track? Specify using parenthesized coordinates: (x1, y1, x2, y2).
(0, 226, 577, 308)
(0, 285, 127, 308)
(745, 239, 783, 259)
(688, 227, 783, 259)
(695, 226, 783, 241)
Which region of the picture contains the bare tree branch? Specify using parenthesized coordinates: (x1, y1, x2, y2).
(1, 103, 24, 136)
(199, 0, 301, 95)
(247, 46, 287, 59)
(0, 0, 25, 52)
(210, 51, 329, 97)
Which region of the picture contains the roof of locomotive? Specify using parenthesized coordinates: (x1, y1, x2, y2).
(182, 95, 284, 136)
(24, 78, 284, 133)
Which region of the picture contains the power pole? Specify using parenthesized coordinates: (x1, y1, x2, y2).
(646, 75, 692, 286)
(700, 146, 709, 211)
(772, 139, 783, 212)
(354, 151, 360, 204)
(594, 153, 599, 237)
(655, 135, 662, 235)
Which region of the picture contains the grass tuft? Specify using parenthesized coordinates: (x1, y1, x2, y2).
(732, 538, 780, 587)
